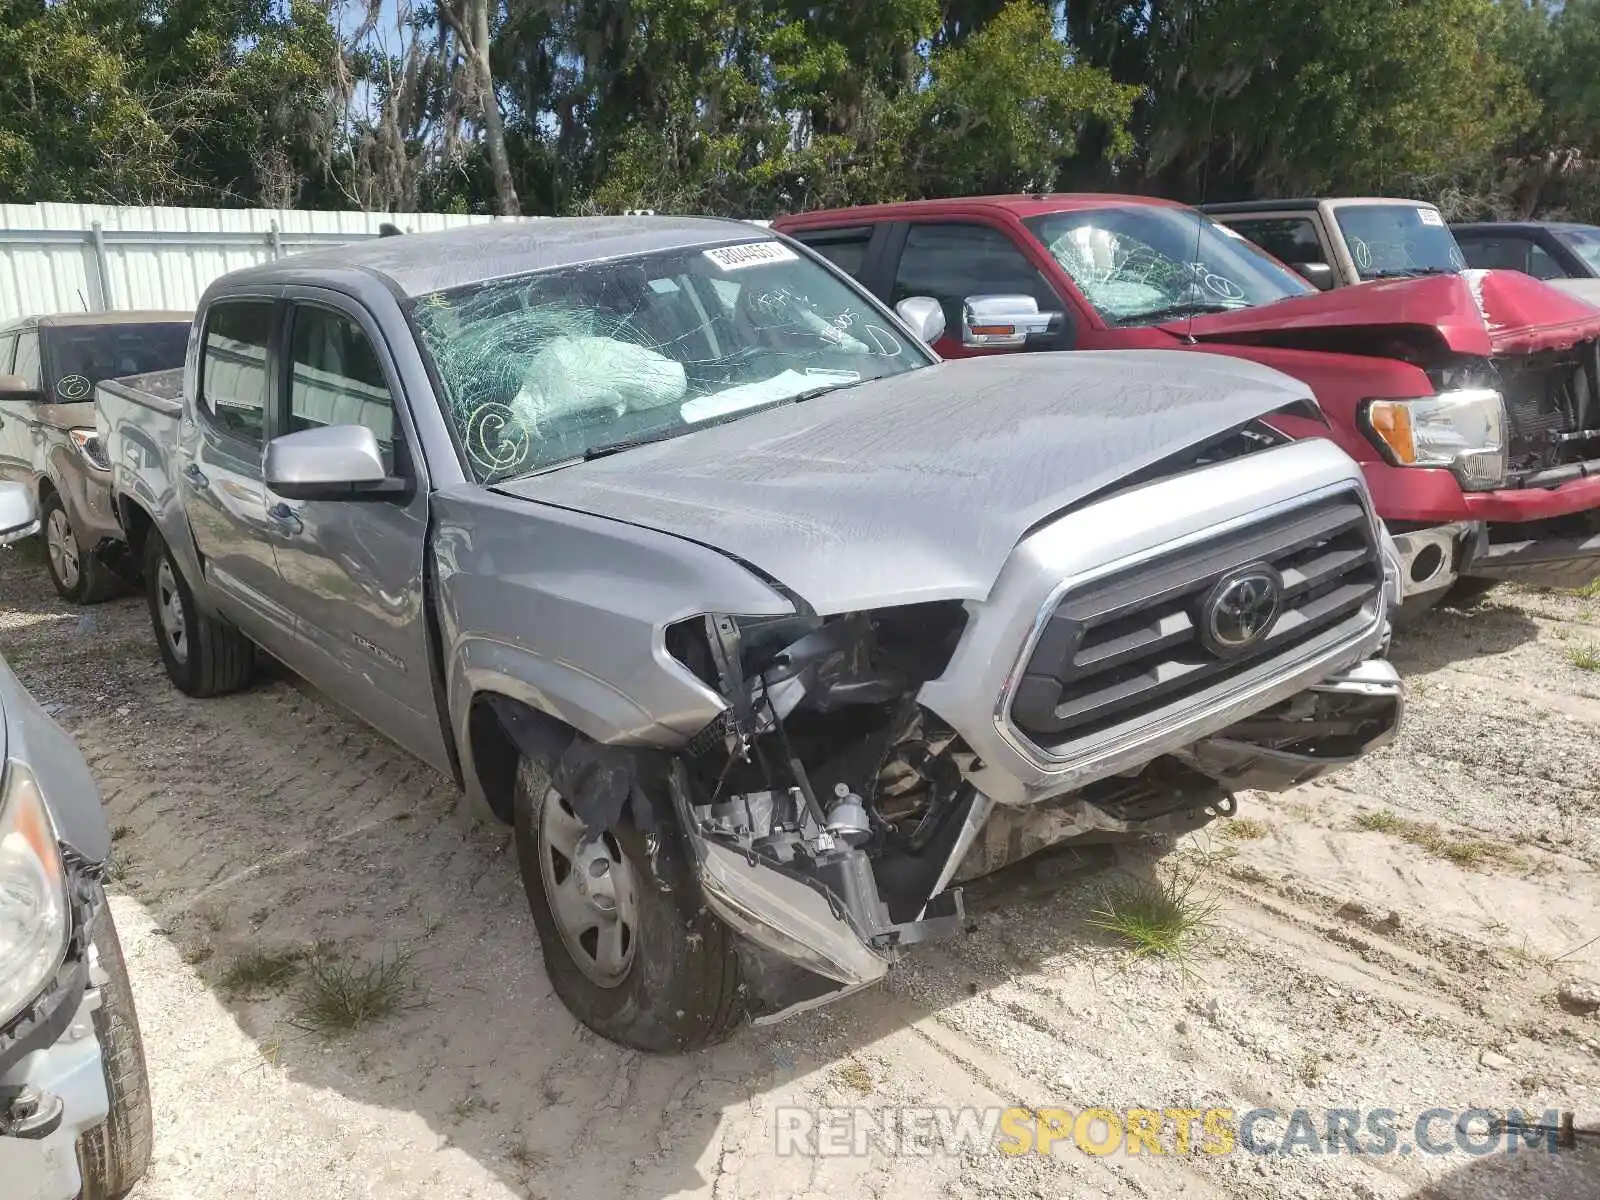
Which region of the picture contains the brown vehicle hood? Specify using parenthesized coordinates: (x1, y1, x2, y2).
(1169, 269, 1600, 359)
(23, 401, 96, 433)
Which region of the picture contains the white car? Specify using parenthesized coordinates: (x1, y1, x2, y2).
(0, 481, 152, 1200)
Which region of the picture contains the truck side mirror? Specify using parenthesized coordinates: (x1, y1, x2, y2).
(0, 481, 39, 545)
(893, 296, 946, 345)
(264, 425, 401, 501)
(0, 374, 44, 402)
(1291, 262, 1337, 291)
(962, 295, 1063, 348)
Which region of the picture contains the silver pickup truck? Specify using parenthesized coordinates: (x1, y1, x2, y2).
(97, 218, 1403, 1052)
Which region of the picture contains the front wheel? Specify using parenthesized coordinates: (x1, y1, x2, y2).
(76, 907, 153, 1200)
(143, 529, 255, 697)
(41, 491, 115, 604)
(512, 757, 742, 1052)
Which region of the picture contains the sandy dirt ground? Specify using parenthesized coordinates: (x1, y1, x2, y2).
(2, 542, 1598, 1200)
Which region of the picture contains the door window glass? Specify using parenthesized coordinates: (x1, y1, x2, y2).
(1528, 243, 1565, 280)
(891, 223, 1062, 334)
(1225, 218, 1325, 267)
(12, 332, 40, 390)
(287, 306, 397, 472)
(199, 302, 273, 444)
(794, 228, 873, 278)
(1456, 236, 1530, 272)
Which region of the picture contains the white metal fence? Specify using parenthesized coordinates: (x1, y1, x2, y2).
(0, 204, 519, 322)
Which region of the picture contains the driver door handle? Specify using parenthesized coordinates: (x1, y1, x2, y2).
(267, 502, 303, 535)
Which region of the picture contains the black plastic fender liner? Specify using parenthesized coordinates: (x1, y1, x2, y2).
(481, 694, 668, 837)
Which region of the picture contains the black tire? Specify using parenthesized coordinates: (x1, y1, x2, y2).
(512, 756, 742, 1052)
(143, 528, 255, 697)
(40, 490, 116, 604)
(77, 907, 153, 1200)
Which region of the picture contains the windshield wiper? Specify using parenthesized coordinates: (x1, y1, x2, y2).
(1366, 266, 1457, 279)
(1115, 302, 1243, 327)
(582, 424, 688, 461)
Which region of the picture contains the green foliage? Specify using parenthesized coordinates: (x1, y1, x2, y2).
(3, 0, 1599, 226)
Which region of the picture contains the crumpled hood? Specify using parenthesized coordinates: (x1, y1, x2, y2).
(1173, 269, 1600, 358)
(494, 351, 1316, 613)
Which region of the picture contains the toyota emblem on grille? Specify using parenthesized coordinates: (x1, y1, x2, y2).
(1201, 564, 1284, 657)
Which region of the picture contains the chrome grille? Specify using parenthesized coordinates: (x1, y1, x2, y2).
(1009, 491, 1382, 746)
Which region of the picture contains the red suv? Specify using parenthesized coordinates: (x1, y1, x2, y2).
(773, 195, 1600, 609)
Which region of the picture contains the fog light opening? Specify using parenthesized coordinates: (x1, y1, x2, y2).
(1409, 543, 1445, 584)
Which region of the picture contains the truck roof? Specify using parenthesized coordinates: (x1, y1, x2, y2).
(216, 217, 770, 299)
(0, 310, 190, 331)
(772, 193, 1189, 227)
(1201, 197, 1438, 214)
(1451, 220, 1599, 235)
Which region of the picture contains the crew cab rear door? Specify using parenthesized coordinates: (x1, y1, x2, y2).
(262, 289, 449, 773)
(178, 296, 304, 656)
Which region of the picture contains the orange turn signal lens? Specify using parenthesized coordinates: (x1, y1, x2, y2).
(969, 324, 1016, 337)
(1366, 401, 1416, 464)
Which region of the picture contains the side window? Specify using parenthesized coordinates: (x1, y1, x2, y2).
(0, 334, 16, 375)
(1456, 236, 1528, 273)
(891, 223, 1063, 334)
(1226, 218, 1324, 266)
(199, 301, 273, 444)
(793, 228, 873, 279)
(12, 331, 41, 390)
(287, 306, 396, 473)
(1528, 242, 1566, 280)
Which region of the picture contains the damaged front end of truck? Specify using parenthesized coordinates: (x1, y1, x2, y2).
(518, 450, 1403, 1023)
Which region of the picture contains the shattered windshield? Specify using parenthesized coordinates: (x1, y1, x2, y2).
(1333, 204, 1467, 280)
(410, 240, 929, 482)
(1022, 207, 1313, 327)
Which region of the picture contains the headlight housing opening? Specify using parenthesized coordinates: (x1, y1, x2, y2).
(69, 427, 111, 472)
(1364, 388, 1507, 491)
(0, 760, 71, 1029)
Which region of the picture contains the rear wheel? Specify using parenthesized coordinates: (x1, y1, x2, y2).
(41, 491, 115, 604)
(77, 908, 153, 1200)
(143, 529, 255, 697)
(512, 756, 741, 1052)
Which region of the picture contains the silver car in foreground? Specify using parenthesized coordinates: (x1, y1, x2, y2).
(0, 483, 152, 1199)
(99, 219, 1403, 1051)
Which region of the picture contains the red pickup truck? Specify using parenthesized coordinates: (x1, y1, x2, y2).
(773, 195, 1600, 609)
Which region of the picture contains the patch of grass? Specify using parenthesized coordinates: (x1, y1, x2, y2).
(1296, 1052, 1325, 1088)
(1567, 644, 1600, 672)
(1087, 864, 1219, 960)
(219, 947, 307, 997)
(1355, 810, 1521, 870)
(509, 1143, 549, 1172)
(450, 1094, 486, 1124)
(109, 824, 132, 843)
(1355, 809, 1404, 833)
(180, 943, 214, 966)
(1573, 577, 1600, 600)
(295, 950, 414, 1035)
(1218, 817, 1269, 841)
(833, 1060, 874, 1094)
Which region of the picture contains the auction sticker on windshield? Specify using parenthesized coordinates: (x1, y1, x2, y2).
(1418, 208, 1444, 226)
(704, 241, 799, 270)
